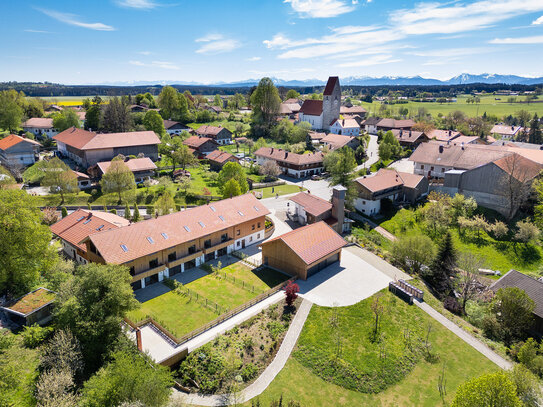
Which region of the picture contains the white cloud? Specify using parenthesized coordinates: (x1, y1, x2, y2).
(24, 29, 52, 33)
(411, 48, 488, 57)
(489, 35, 543, 44)
(138, 51, 152, 55)
(246, 56, 261, 61)
(533, 15, 543, 25)
(39, 9, 115, 31)
(284, 0, 356, 18)
(338, 54, 401, 68)
(116, 0, 158, 9)
(195, 34, 240, 54)
(129, 60, 179, 69)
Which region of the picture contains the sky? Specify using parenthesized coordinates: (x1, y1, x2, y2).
(1, 0, 543, 84)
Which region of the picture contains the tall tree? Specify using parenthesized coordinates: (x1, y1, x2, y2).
(41, 157, 79, 204)
(497, 153, 534, 220)
(222, 178, 242, 199)
(251, 77, 281, 127)
(426, 231, 457, 295)
(324, 147, 357, 203)
(218, 162, 248, 194)
(142, 110, 165, 136)
(101, 97, 132, 133)
(528, 113, 542, 144)
(84, 96, 102, 131)
(0, 90, 23, 132)
(491, 287, 535, 343)
(171, 144, 197, 172)
(378, 130, 401, 162)
(157, 86, 179, 120)
(285, 89, 300, 100)
(52, 110, 80, 132)
(0, 190, 57, 297)
(100, 159, 136, 204)
(54, 263, 139, 373)
(155, 192, 176, 216)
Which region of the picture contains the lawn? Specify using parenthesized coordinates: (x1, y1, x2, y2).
(187, 120, 250, 133)
(187, 275, 256, 310)
(221, 263, 288, 291)
(245, 290, 498, 407)
(360, 94, 543, 119)
(35, 96, 112, 106)
(253, 183, 304, 198)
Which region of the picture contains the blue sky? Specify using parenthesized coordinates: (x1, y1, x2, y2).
(2, 0, 543, 84)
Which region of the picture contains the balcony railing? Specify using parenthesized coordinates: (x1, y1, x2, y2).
(166, 250, 203, 268)
(131, 264, 167, 282)
(203, 238, 233, 254)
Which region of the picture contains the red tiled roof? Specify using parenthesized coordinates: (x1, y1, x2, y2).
(0, 134, 40, 150)
(290, 192, 332, 218)
(262, 221, 346, 265)
(323, 76, 339, 96)
(87, 194, 270, 264)
(254, 147, 324, 166)
(390, 129, 427, 144)
(377, 118, 415, 129)
(330, 118, 360, 129)
(22, 118, 54, 129)
(196, 125, 230, 136)
(53, 127, 160, 150)
(493, 153, 542, 182)
(340, 106, 366, 114)
(427, 129, 462, 141)
(299, 100, 323, 116)
(356, 169, 424, 192)
(183, 136, 215, 149)
(72, 170, 89, 179)
(50, 209, 129, 253)
(206, 150, 238, 164)
(97, 157, 157, 174)
(321, 134, 356, 150)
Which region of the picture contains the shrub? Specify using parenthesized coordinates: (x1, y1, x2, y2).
(443, 296, 462, 315)
(61, 206, 68, 218)
(146, 205, 154, 215)
(284, 281, 299, 307)
(21, 324, 53, 348)
(241, 363, 258, 381)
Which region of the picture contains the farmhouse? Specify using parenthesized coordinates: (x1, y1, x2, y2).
(93, 157, 157, 184)
(254, 147, 324, 178)
(163, 120, 191, 135)
(376, 118, 415, 132)
(320, 133, 359, 151)
(50, 209, 130, 264)
(0, 134, 40, 167)
(298, 76, 341, 131)
(22, 117, 57, 138)
(491, 124, 523, 140)
(340, 105, 367, 119)
(261, 221, 346, 280)
(390, 129, 429, 148)
(0, 288, 55, 327)
(491, 270, 543, 338)
(183, 136, 218, 157)
(329, 118, 360, 136)
(206, 150, 239, 171)
(427, 129, 462, 142)
(196, 125, 232, 145)
(82, 194, 270, 290)
(354, 169, 428, 215)
(361, 117, 381, 135)
(54, 127, 160, 167)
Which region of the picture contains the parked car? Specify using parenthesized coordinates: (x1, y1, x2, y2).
(311, 174, 322, 180)
(235, 153, 245, 158)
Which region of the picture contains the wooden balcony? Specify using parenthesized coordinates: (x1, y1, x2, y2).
(203, 238, 233, 254)
(166, 250, 203, 268)
(131, 264, 167, 283)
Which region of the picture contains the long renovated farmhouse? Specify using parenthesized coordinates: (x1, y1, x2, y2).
(254, 147, 324, 178)
(54, 127, 160, 167)
(80, 194, 270, 290)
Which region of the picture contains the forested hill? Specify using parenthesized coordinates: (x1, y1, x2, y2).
(0, 81, 541, 97)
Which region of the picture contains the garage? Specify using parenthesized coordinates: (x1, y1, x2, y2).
(260, 221, 346, 280)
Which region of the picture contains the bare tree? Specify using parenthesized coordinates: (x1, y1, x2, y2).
(456, 252, 484, 313)
(259, 160, 281, 180)
(371, 294, 385, 342)
(497, 153, 537, 220)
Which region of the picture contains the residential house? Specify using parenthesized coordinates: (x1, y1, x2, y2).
(81, 194, 270, 290)
(205, 105, 222, 114)
(195, 125, 232, 145)
(298, 76, 341, 131)
(376, 118, 415, 133)
(354, 169, 428, 215)
(183, 136, 218, 157)
(490, 270, 543, 337)
(0, 288, 55, 326)
(427, 129, 462, 142)
(340, 105, 367, 119)
(254, 147, 324, 178)
(163, 120, 191, 136)
(361, 117, 381, 135)
(73, 170, 92, 189)
(308, 131, 326, 145)
(288, 186, 351, 233)
(206, 150, 239, 171)
(130, 105, 149, 113)
(50, 209, 130, 264)
(320, 133, 359, 151)
(391, 129, 429, 148)
(92, 157, 157, 184)
(329, 118, 360, 136)
(260, 221, 346, 280)
(491, 124, 523, 140)
(54, 127, 160, 167)
(0, 134, 40, 167)
(22, 118, 57, 138)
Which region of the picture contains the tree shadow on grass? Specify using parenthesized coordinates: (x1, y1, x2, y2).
(512, 243, 541, 266)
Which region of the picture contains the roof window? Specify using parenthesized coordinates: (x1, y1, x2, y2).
(120, 244, 128, 252)
(161, 232, 168, 239)
(146, 237, 154, 244)
(184, 226, 191, 232)
(198, 221, 205, 228)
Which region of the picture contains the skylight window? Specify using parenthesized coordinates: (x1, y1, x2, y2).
(83, 219, 92, 224)
(184, 226, 191, 232)
(146, 237, 154, 244)
(209, 205, 216, 212)
(238, 211, 244, 216)
(219, 215, 225, 221)
(253, 206, 260, 212)
(161, 232, 168, 239)
(120, 244, 128, 252)
(76, 216, 85, 221)
(96, 225, 104, 231)
(198, 221, 205, 228)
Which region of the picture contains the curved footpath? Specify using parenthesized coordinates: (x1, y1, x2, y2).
(172, 298, 313, 406)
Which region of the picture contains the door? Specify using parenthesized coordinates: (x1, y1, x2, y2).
(241, 239, 246, 249)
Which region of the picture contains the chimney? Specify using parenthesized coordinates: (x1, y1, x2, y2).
(331, 185, 347, 234)
(135, 327, 142, 351)
(399, 130, 403, 137)
(284, 152, 288, 158)
(448, 130, 452, 137)
(439, 145, 444, 153)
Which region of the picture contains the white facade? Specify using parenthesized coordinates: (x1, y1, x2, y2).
(413, 162, 453, 178)
(364, 124, 378, 135)
(255, 156, 324, 179)
(330, 121, 360, 136)
(354, 197, 381, 215)
(234, 230, 264, 250)
(299, 112, 323, 130)
(23, 126, 58, 138)
(61, 240, 88, 265)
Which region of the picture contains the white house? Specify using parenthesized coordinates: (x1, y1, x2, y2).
(0, 134, 40, 168)
(254, 147, 324, 178)
(329, 118, 360, 136)
(491, 124, 523, 140)
(163, 120, 191, 136)
(22, 118, 58, 138)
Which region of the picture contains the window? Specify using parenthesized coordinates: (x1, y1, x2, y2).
(238, 211, 244, 216)
(210, 205, 216, 212)
(188, 245, 196, 254)
(252, 224, 255, 231)
(253, 205, 260, 212)
(198, 221, 205, 228)
(129, 267, 135, 276)
(221, 233, 228, 242)
(76, 216, 85, 221)
(249, 237, 253, 242)
(168, 252, 176, 262)
(146, 236, 154, 244)
(149, 258, 158, 269)
(421, 164, 424, 169)
(161, 232, 168, 239)
(83, 219, 92, 225)
(430, 166, 434, 171)
(184, 226, 190, 232)
(257, 233, 261, 239)
(236, 230, 240, 236)
(120, 244, 128, 252)
(96, 225, 104, 231)
(442, 168, 445, 172)
(257, 222, 261, 228)
(204, 239, 212, 248)
(219, 215, 225, 221)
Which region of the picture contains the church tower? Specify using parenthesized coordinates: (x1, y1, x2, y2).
(322, 76, 341, 131)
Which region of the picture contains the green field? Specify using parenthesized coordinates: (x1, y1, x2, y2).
(34, 96, 112, 106)
(361, 94, 543, 118)
(244, 291, 498, 407)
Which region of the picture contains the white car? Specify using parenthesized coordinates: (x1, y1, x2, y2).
(235, 153, 245, 158)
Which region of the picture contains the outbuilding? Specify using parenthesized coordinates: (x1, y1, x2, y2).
(0, 288, 55, 326)
(260, 221, 346, 280)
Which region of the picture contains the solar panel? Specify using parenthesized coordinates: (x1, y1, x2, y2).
(120, 244, 128, 252)
(254, 205, 259, 212)
(147, 237, 154, 244)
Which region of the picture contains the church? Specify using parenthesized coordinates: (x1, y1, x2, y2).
(298, 76, 341, 131)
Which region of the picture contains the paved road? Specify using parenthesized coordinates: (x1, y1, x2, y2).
(415, 301, 512, 370)
(174, 299, 314, 406)
(349, 212, 397, 241)
(354, 134, 379, 173)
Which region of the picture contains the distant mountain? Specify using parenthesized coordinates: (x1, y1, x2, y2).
(89, 73, 543, 87)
